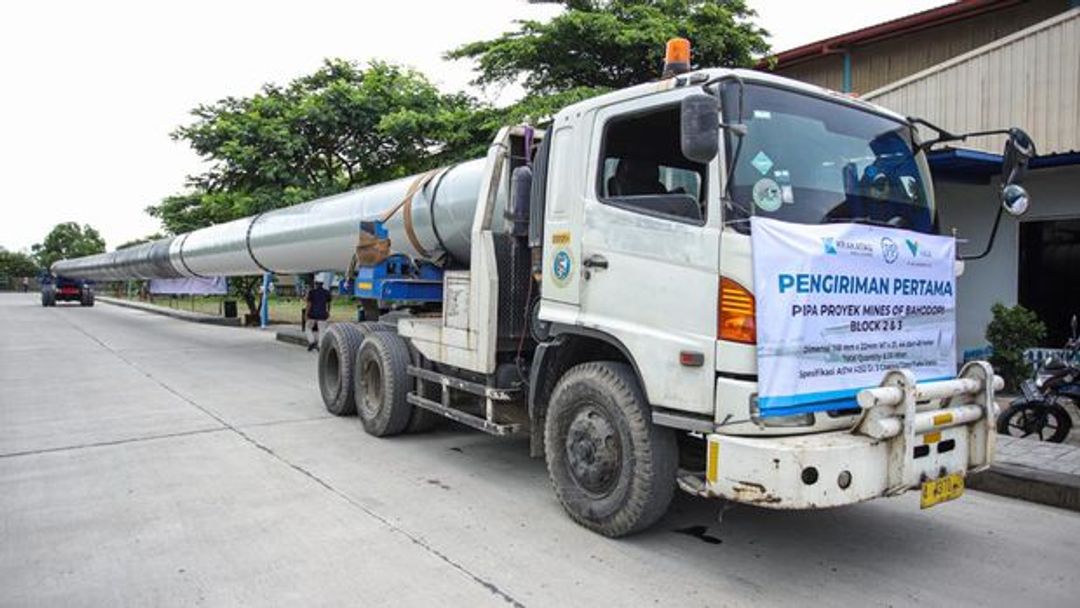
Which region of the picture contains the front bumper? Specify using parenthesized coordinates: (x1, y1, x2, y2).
(681, 362, 1000, 509)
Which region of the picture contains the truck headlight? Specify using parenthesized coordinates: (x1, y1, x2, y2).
(750, 395, 816, 427)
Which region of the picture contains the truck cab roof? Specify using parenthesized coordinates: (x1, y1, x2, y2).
(553, 67, 910, 126)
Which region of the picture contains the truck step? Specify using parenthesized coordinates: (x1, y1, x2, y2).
(406, 364, 526, 436)
(407, 365, 520, 401)
(407, 392, 525, 436)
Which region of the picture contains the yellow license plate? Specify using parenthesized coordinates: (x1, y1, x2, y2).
(920, 472, 964, 509)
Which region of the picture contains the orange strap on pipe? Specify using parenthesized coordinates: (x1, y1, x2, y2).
(377, 169, 440, 259)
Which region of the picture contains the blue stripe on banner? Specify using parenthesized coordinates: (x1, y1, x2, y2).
(758, 375, 953, 417)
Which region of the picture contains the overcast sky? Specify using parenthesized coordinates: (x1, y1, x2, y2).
(0, 0, 948, 252)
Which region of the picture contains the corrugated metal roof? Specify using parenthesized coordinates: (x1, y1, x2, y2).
(864, 8, 1079, 156)
(759, 0, 1013, 69)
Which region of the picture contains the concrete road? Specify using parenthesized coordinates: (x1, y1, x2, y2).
(2, 292, 1078, 607)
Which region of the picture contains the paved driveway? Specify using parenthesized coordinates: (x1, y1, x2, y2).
(2, 293, 1079, 606)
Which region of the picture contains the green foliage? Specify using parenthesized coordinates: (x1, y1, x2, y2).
(147, 60, 489, 235)
(446, 0, 769, 94)
(145, 60, 496, 317)
(0, 248, 39, 282)
(32, 222, 106, 270)
(986, 302, 1047, 391)
(142, 6, 769, 317)
(116, 233, 166, 250)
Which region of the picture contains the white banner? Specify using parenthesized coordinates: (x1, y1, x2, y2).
(149, 276, 228, 295)
(750, 217, 956, 416)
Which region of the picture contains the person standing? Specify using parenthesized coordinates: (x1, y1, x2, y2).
(21, 276, 29, 292)
(304, 279, 331, 352)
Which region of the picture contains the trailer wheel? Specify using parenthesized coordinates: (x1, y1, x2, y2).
(41, 288, 56, 307)
(318, 324, 365, 416)
(80, 290, 95, 307)
(544, 361, 677, 537)
(354, 331, 413, 437)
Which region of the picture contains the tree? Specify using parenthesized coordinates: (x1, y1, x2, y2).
(147, 60, 491, 319)
(446, 1, 769, 96)
(0, 248, 39, 287)
(32, 222, 106, 270)
(116, 233, 165, 250)
(148, 59, 489, 234)
(986, 302, 1047, 391)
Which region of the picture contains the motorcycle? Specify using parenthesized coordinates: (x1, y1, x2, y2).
(996, 316, 1080, 443)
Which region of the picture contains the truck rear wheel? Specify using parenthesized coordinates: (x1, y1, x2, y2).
(318, 324, 365, 416)
(354, 331, 413, 437)
(80, 290, 94, 307)
(41, 288, 56, 307)
(544, 361, 677, 537)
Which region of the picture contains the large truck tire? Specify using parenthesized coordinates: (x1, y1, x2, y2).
(356, 321, 394, 335)
(544, 361, 677, 537)
(354, 331, 413, 437)
(318, 323, 365, 416)
(41, 288, 56, 307)
(354, 321, 438, 433)
(80, 289, 95, 307)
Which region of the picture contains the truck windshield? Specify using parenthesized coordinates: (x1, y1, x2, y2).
(723, 82, 936, 234)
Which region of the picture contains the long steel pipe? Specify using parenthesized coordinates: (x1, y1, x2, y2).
(52, 159, 487, 281)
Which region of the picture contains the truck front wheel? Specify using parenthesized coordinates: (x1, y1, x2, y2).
(544, 361, 677, 537)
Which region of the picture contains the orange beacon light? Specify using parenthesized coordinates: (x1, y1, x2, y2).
(662, 37, 691, 77)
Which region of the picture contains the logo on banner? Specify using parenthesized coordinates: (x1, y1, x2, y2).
(822, 237, 837, 255)
(906, 238, 919, 257)
(881, 237, 899, 264)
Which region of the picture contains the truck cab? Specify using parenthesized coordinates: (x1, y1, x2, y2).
(40, 274, 95, 307)
(377, 61, 1022, 536)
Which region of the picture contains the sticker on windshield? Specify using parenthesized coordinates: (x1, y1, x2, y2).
(751, 151, 774, 176)
(899, 175, 919, 201)
(781, 184, 794, 204)
(753, 178, 783, 212)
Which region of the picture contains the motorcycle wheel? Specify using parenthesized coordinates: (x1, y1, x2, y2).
(997, 401, 1072, 443)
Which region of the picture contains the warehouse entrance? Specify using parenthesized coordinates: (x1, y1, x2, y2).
(1019, 218, 1080, 346)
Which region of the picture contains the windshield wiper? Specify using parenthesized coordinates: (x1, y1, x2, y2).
(826, 216, 906, 228)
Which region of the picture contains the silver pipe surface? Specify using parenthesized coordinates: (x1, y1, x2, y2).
(52, 158, 486, 281)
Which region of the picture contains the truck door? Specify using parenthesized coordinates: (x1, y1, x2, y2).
(575, 93, 721, 415)
(540, 123, 584, 309)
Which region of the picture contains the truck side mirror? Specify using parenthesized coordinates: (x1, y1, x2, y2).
(1002, 128, 1034, 185)
(1001, 184, 1029, 216)
(999, 128, 1034, 217)
(681, 94, 720, 164)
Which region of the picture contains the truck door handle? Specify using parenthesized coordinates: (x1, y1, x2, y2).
(583, 255, 608, 270)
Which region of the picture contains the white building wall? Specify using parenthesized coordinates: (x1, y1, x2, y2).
(865, 9, 1080, 157)
(937, 165, 1080, 357)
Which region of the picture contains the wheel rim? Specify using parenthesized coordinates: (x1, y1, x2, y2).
(1006, 407, 1051, 439)
(360, 358, 383, 417)
(564, 402, 622, 497)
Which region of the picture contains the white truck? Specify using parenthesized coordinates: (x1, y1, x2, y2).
(52, 40, 1035, 537)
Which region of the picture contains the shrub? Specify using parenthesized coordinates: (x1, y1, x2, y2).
(985, 302, 1047, 392)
